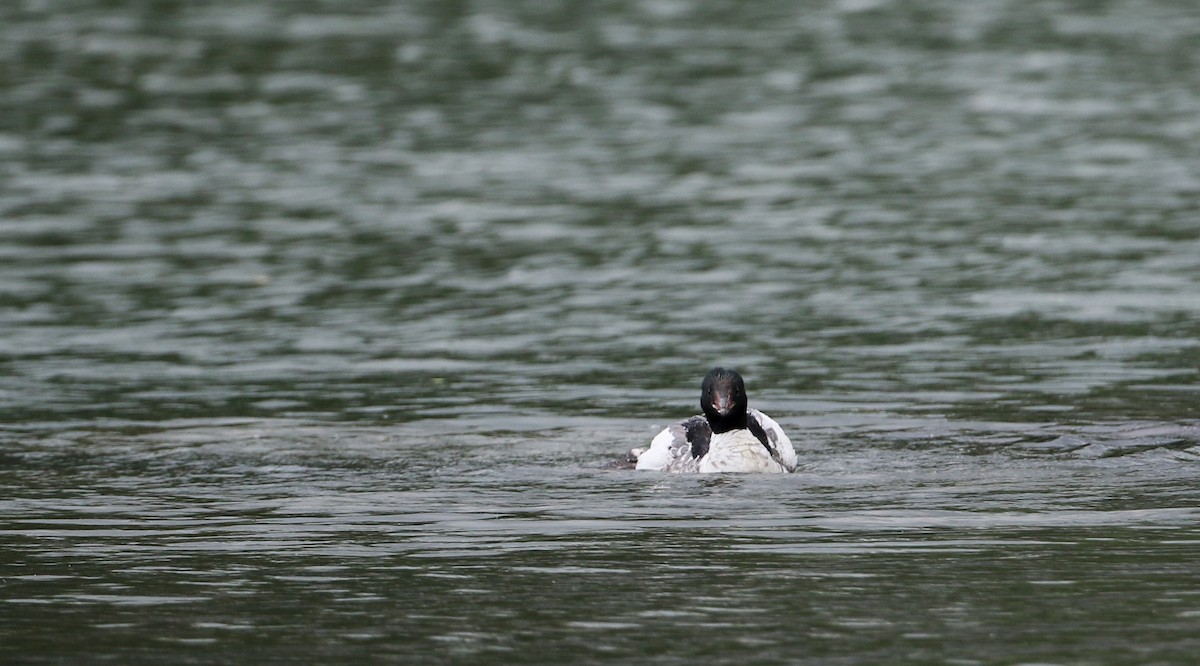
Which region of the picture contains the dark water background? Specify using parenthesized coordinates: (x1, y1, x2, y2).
(3, 1, 1200, 663)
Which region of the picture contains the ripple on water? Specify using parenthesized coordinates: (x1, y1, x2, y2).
(4, 0, 1200, 663)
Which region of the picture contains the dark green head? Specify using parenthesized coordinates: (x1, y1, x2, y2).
(700, 367, 749, 434)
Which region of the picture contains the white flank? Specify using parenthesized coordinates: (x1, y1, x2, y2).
(635, 427, 679, 471)
(698, 430, 790, 474)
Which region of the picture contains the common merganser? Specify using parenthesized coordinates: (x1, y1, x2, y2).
(626, 367, 796, 473)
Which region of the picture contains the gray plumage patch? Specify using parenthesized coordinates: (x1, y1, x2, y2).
(679, 415, 712, 459)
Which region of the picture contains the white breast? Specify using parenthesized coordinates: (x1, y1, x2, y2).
(698, 430, 790, 473)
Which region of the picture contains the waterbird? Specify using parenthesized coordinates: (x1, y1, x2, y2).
(624, 367, 795, 473)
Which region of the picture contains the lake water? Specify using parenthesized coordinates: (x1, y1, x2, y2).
(3, 1, 1200, 663)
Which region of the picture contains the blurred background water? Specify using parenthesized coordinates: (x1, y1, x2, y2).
(3, 0, 1200, 663)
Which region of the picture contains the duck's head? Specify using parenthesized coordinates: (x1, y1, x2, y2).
(700, 367, 749, 433)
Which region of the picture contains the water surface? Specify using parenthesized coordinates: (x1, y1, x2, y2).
(3, 1, 1200, 663)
